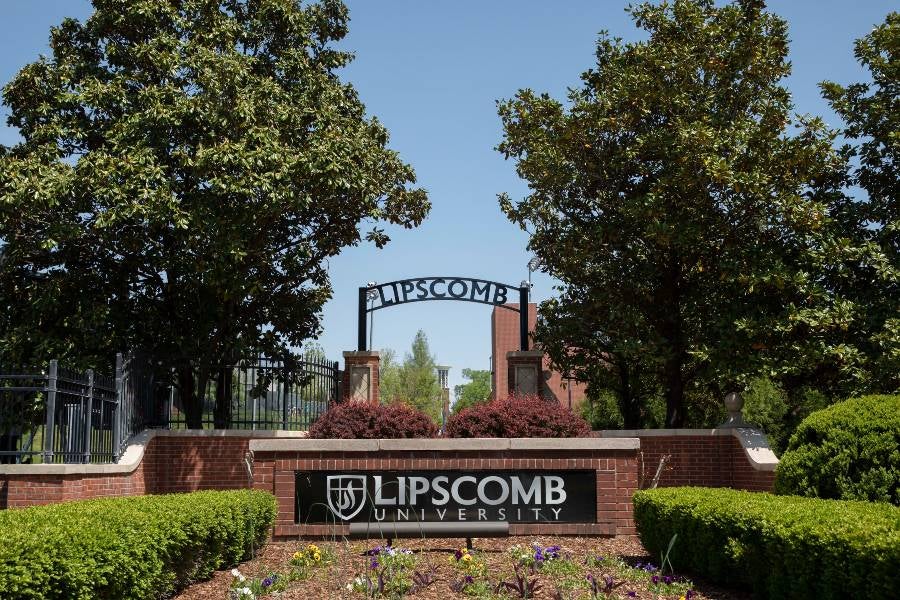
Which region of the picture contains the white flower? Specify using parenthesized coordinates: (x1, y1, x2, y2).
(346, 583, 354, 591)
(231, 568, 246, 582)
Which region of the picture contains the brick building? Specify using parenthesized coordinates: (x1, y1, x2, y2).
(490, 302, 587, 408)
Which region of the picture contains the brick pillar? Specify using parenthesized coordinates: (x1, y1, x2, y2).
(342, 351, 380, 404)
(506, 350, 546, 398)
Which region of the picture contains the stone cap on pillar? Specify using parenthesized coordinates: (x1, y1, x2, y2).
(506, 350, 545, 359)
(343, 351, 380, 359)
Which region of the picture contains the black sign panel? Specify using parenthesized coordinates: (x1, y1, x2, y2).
(295, 470, 597, 524)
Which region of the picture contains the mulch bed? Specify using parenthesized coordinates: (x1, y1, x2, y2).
(174, 537, 750, 599)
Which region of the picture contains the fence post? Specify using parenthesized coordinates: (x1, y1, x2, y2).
(282, 367, 289, 430)
(83, 369, 94, 464)
(332, 361, 340, 406)
(168, 367, 175, 429)
(43, 360, 58, 463)
(113, 353, 124, 460)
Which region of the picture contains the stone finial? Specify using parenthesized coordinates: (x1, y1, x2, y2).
(719, 391, 746, 428)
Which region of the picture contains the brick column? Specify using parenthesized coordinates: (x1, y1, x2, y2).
(342, 351, 380, 404)
(506, 350, 546, 398)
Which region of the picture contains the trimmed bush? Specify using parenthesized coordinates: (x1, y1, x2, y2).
(445, 394, 590, 438)
(633, 487, 900, 600)
(774, 394, 900, 504)
(307, 401, 437, 438)
(0, 489, 276, 600)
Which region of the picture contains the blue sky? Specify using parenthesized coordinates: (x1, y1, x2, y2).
(1, 1, 894, 394)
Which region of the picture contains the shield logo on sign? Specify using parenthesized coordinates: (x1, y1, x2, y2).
(326, 475, 367, 521)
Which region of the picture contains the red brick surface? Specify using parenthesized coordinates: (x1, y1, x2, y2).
(491, 303, 588, 407)
(0, 435, 250, 509)
(342, 354, 381, 404)
(253, 449, 639, 539)
(633, 434, 775, 491)
(0, 431, 773, 538)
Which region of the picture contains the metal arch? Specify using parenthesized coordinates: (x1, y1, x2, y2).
(357, 276, 530, 352)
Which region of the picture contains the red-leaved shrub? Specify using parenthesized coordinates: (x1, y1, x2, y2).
(445, 394, 591, 438)
(308, 401, 437, 439)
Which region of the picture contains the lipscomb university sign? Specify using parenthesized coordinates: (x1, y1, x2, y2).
(295, 470, 597, 524)
(357, 277, 531, 352)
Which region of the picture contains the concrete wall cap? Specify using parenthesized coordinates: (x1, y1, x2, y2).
(595, 427, 779, 471)
(0, 428, 309, 475)
(250, 438, 379, 452)
(343, 351, 380, 358)
(732, 428, 779, 472)
(378, 438, 511, 451)
(598, 429, 726, 437)
(505, 350, 545, 359)
(509, 437, 639, 450)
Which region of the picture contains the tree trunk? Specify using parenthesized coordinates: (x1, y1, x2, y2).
(178, 363, 203, 429)
(617, 360, 643, 429)
(664, 355, 685, 428)
(214, 366, 233, 429)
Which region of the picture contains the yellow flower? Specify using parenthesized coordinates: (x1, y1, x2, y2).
(462, 554, 472, 562)
(680, 596, 686, 600)
(292, 551, 302, 560)
(307, 543, 319, 552)
(314, 552, 321, 562)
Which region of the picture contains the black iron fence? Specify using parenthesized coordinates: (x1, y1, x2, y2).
(0, 353, 341, 464)
(0, 361, 118, 464)
(167, 356, 341, 431)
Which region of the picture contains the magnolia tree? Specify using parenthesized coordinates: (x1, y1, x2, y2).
(0, 0, 429, 427)
(497, 0, 891, 426)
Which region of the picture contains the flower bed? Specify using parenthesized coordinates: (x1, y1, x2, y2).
(176, 537, 750, 599)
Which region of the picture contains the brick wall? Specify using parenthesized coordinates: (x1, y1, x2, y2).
(249, 439, 639, 539)
(597, 429, 776, 492)
(1, 429, 776, 537)
(0, 431, 255, 509)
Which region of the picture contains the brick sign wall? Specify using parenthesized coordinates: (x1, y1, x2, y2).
(1, 428, 777, 539)
(249, 438, 640, 539)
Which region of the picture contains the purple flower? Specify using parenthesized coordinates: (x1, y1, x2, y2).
(262, 576, 274, 588)
(464, 575, 474, 584)
(651, 575, 660, 584)
(454, 549, 463, 561)
(586, 574, 595, 582)
(369, 558, 379, 570)
(686, 590, 695, 599)
(627, 592, 637, 598)
(663, 575, 673, 584)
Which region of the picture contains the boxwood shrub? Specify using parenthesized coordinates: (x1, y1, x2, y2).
(633, 487, 900, 600)
(774, 394, 900, 504)
(0, 489, 276, 600)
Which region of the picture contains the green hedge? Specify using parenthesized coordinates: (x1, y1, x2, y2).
(633, 487, 900, 600)
(775, 394, 900, 504)
(0, 489, 276, 600)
